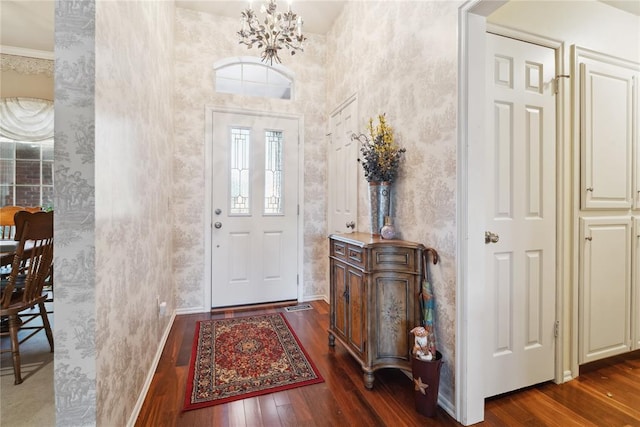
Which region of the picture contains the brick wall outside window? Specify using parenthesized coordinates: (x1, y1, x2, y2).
(0, 138, 54, 208)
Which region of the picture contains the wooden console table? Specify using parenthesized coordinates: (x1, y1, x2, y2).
(328, 233, 425, 389)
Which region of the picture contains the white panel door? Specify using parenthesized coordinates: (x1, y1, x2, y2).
(633, 217, 639, 350)
(484, 33, 556, 397)
(211, 111, 299, 308)
(328, 97, 358, 234)
(579, 216, 632, 363)
(580, 61, 635, 210)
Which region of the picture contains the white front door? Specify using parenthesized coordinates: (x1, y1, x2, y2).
(484, 33, 557, 397)
(328, 96, 358, 234)
(210, 111, 299, 308)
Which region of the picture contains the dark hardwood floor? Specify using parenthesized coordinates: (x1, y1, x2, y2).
(135, 301, 640, 426)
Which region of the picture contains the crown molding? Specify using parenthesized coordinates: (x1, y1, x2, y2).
(0, 45, 54, 60)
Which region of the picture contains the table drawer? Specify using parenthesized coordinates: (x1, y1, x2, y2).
(331, 239, 366, 269)
(371, 246, 417, 272)
(345, 244, 365, 268)
(331, 239, 348, 260)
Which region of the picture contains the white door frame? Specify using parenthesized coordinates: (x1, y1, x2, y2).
(457, 2, 570, 424)
(328, 93, 358, 235)
(204, 106, 305, 310)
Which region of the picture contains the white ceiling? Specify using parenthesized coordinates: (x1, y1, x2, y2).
(1, 1, 55, 53)
(176, 1, 347, 35)
(0, 0, 638, 55)
(0, 0, 346, 55)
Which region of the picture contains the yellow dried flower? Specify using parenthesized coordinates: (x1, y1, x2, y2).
(352, 114, 406, 183)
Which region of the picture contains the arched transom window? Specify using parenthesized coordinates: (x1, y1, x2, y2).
(214, 57, 294, 100)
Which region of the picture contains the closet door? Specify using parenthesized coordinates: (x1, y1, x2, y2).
(580, 61, 635, 210)
(579, 216, 632, 363)
(634, 217, 640, 350)
(328, 97, 358, 234)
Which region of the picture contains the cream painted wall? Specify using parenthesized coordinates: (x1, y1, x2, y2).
(1, 70, 53, 100)
(489, 1, 640, 62)
(0, 54, 53, 100)
(488, 0, 640, 380)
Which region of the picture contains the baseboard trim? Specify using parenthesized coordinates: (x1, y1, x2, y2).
(438, 394, 456, 420)
(563, 370, 574, 383)
(301, 294, 329, 304)
(210, 300, 297, 314)
(126, 309, 176, 427)
(175, 306, 209, 315)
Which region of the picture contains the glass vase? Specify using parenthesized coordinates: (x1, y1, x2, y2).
(380, 216, 397, 239)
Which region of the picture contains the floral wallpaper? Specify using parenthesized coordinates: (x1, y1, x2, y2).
(94, 1, 175, 425)
(172, 8, 328, 310)
(325, 1, 461, 407)
(54, 0, 174, 425)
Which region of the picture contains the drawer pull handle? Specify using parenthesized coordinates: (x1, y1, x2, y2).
(585, 236, 592, 241)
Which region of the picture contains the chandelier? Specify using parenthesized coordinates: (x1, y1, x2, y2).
(238, 0, 307, 65)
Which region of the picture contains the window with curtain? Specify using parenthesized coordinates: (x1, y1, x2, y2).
(0, 97, 54, 208)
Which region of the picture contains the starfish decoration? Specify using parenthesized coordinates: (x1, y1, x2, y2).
(414, 377, 429, 395)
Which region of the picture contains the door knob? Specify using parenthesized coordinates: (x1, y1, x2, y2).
(346, 221, 355, 229)
(214, 222, 222, 229)
(485, 231, 499, 244)
(215, 208, 222, 215)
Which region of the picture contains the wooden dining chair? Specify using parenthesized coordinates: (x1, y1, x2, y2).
(0, 210, 54, 384)
(0, 206, 42, 240)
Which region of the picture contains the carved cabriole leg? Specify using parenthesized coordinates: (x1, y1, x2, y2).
(8, 314, 22, 384)
(363, 370, 374, 389)
(328, 332, 335, 347)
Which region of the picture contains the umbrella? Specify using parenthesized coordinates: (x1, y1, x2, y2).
(419, 248, 439, 358)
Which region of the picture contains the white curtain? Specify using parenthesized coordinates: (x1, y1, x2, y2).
(0, 97, 54, 141)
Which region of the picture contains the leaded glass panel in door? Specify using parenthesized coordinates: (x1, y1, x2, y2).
(229, 128, 250, 215)
(264, 130, 283, 215)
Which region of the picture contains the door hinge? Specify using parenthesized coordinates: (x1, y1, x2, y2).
(297, 274, 299, 285)
(554, 320, 560, 338)
(554, 74, 570, 95)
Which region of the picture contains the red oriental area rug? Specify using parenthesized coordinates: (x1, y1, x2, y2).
(184, 313, 324, 411)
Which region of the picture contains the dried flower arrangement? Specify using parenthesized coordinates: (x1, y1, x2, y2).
(352, 114, 406, 183)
